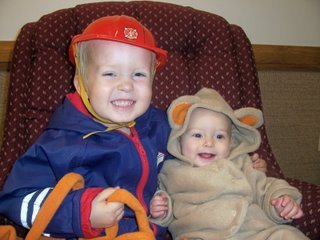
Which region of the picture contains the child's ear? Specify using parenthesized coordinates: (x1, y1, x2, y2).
(234, 107, 263, 128)
(73, 75, 81, 94)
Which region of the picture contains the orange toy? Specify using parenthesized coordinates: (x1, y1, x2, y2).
(24, 173, 155, 240)
(0, 225, 16, 240)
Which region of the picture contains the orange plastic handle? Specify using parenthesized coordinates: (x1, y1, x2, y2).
(25, 173, 84, 240)
(25, 173, 155, 240)
(100, 189, 155, 240)
(0, 225, 17, 240)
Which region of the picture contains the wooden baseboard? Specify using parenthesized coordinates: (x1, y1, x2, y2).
(252, 44, 320, 71)
(0, 41, 319, 71)
(0, 41, 14, 71)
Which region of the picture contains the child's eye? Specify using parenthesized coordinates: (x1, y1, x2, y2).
(134, 72, 147, 78)
(102, 72, 116, 77)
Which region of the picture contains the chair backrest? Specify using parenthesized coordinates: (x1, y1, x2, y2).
(0, 1, 283, 188)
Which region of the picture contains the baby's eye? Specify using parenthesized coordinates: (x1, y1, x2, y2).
(215, 133, 226, 140)
(192, 133, 203, 138)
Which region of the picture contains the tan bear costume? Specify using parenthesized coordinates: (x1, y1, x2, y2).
(153, 88, 308, 240)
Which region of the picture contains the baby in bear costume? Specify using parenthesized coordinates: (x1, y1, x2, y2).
(151, 88, 308, 240)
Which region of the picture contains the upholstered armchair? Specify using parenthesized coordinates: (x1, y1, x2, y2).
(0, 1, 319, 239)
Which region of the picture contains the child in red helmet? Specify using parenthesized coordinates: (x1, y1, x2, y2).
(0, 16, 266, 239)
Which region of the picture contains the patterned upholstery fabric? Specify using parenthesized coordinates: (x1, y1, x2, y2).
(0, 1, 319, 239)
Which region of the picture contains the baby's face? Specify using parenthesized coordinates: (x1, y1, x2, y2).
(80, 40, 155, 124)
(180, 108, 232, 167)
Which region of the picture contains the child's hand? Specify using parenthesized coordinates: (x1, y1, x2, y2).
(251, 153, 267, 173)
(150, 192, 169, 219)
(90, 187, 125, 228)
(271, 195, 304, 220)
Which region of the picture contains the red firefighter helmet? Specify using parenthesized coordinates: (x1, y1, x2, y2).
(69, 15, 167, 70)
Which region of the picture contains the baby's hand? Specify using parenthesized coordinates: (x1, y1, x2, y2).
(271, 195, 304, 220)
(251, 153, 267, 173)
(150, 192, 169, 219)
(90, 187, 124, 228)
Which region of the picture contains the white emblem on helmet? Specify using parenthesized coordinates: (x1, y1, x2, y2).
(124, 27, 139, 40)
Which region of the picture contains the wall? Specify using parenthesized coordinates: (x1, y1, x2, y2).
(259, 71, 320, 185)
(0, 0, 320, 46)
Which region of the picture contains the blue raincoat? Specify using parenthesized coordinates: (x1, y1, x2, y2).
(0, 93, 170, 239)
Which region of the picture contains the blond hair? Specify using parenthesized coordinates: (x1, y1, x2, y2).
(75, 40, 157, 83)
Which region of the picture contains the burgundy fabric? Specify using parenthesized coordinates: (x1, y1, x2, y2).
(0, 1, 319, 239)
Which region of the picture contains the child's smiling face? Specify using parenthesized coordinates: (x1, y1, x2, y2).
(180, 108, 232, 167)
(75, 40, 155, 125)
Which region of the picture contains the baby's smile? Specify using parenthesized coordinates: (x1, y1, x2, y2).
(198, 152, 216, 160)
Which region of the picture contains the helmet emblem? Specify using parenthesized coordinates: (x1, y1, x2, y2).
(124, 27, 139, 40)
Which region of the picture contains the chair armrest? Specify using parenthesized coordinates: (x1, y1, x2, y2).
(285, 177, 320, 240)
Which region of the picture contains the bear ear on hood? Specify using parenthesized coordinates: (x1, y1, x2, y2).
(234, 107, 264, 129)
(171, 103, 191, 127)
(167, 95, 199, 129)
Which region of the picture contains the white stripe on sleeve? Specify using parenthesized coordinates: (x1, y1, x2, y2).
(20, 188, 52, 229)
(20, 191, 37, 229)
(31, 188, 52, 224)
